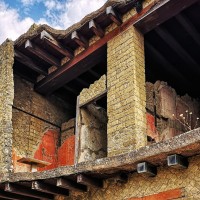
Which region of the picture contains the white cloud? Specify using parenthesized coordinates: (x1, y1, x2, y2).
(0, 1, 35, 44)
(0, 0, 107, 44)
(47, 0, 107, 28)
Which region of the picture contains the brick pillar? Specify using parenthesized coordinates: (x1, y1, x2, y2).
(107, 26, 146, 157)
(0, 40, 14, 177)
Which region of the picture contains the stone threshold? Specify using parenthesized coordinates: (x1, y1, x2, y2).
(3, 127, 200, 183)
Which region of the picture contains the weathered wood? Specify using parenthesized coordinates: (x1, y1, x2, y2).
(106, 6, 122, 26)
(71, 31, 88, 49)
(134, 0, 199, 34)
(14, 50, 48, 76)
(32, 180, 69, 196)
(77, 174, 103, 188)
(40, 30, 74, 59)
(57, 177, 87, 192)
(155, 26, 200, 72)
(175, 14, 200, 47)
(89, 20, 104, 38)
(25, 40, 61, 67)
(0, 190, 37, 200)
(5, 183, 54, 199)
(17, 157, 51, 168)
(34, 2, 154, 95)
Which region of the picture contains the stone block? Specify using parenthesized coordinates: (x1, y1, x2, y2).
(61, 118, 75, 131)
(159, 85, 176, 119)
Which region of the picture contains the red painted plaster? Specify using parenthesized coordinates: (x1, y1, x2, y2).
(58, 135, 75, 166)
(128, 188, 183, 200)
(34, 130, 59, 171)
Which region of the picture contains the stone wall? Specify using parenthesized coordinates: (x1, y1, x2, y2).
(79, 75, 106, 105)
(56, 154, 200, 200)
(107, 26, 147, 157)
(146, 81, 200, 142)
(0, 40, 14, 176)
(12, 75, 72, 164)
(78, 104, 107, 162)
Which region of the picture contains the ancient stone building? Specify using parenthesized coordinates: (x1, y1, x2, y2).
(0, 0, 200, 199)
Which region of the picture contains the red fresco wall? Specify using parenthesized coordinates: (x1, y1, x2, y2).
(33, 129, 75, 171)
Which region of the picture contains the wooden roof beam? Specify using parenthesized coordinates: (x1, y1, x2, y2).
(89, 20, 104, 38)
(175, 14, 200, 47)
(25, 40, 61, 67)
(71, 31, 88, 49)
(76, 78, 90, 88)
(77, 174, 103, 188)
(0, 190, 38, 200)
(106, 6, 122, 26)
(14, 50, 48, 76)
(134, 0, 199, 34)
(57, 177, 87, 192)
(40, 30, 74, 59)
(63, 85, 79, 95)
(32, 180, 69, 196)
(5, 183, 54, 200)
(88, 69, 101, 79)
(155, 27, 200, 72)
(145, 41, 188, 84)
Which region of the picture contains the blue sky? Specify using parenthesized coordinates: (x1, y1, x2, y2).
(0, 0, 106, 44)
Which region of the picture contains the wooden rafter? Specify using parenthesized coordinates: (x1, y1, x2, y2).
(89, 20, 104, 38)
(34, 2, 154, 95)
(14, 50, 48, 76)
(40, 30, 74, 59)
(77, 174, 103, 188)
(134, 0, 199, 34)
(57, 177, 87, 192)
(88, 69, 101, 79)
(0, 190, 37, 200)
(145, 41, 188, 84)
(76, 78, 90, 88)
(4, 183, 54, 200)
(155, 26, 200, 72)
(25, 40, 61, 67)
(106, 6, 122, 26)
(175, 14, 200, 47)
(71, 31, 88, 49)
(32, 180, 69, 196)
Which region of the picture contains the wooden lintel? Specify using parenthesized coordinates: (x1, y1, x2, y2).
(71, 31, 88, 49)
(89, 20, 104, 38)
(32, 181, 69, 196)
(5, 183, 54, 199)
(155, 26, 200, 71)
(0, 189, 37, 200)
(57, 177, 87, 192)
(134, 0, 199, 34)
(175, 14, 200, 47)
(34, 2, 154, 95)
(106, 6, 122, 26)
(25, 39, 61, 67)
(77, 174, 103, 188)
(40, 30, 74, 59)
(14, 50, 48, 76)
